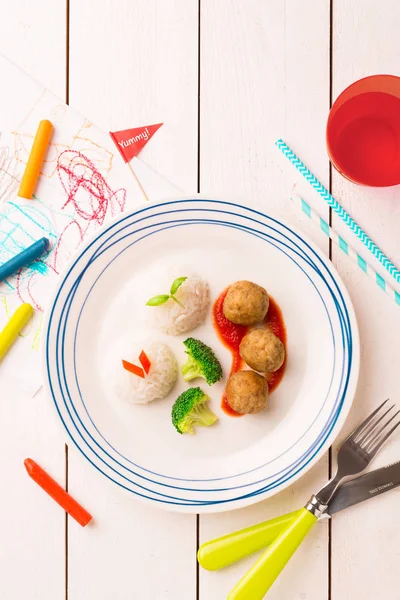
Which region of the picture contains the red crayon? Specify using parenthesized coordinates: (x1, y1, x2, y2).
(24, 458, 93, 527)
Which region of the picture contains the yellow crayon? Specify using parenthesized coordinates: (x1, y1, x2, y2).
(18, 120, 53, 199)
(0, 303, 34, 361)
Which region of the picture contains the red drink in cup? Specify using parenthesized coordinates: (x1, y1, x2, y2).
(327, 75, 400, 187)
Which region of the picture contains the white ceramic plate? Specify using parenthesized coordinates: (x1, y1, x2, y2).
(43, 198, 359, 513)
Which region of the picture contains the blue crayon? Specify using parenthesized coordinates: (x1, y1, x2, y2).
(0, 237, 50, 283)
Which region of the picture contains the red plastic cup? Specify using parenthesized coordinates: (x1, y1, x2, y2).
(326, 75, 400, 187)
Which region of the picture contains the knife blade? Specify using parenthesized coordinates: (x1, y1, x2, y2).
(328, 460, 400, 515)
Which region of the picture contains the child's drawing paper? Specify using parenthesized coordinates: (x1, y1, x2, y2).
(0, 55, 179, 394)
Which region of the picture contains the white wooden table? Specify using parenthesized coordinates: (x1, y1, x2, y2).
(1, 1, 400, 598)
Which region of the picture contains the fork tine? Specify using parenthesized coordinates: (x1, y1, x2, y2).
(362, 409, 400, 451)
(348, 399, 389, 443)
(356, 404, 395, 446)
(367, 417, 400, 457)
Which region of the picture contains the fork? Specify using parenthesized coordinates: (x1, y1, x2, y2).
(228, 400, 400, 600)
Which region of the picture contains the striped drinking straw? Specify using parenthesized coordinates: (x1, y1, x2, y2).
(276, 139, 400, 286)
(290, 194, 400, 307)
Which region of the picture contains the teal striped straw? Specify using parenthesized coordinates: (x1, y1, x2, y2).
(276, 139, 400, 285)
(290, 194, 400, 307)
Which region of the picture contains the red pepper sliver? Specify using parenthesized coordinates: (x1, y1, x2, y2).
(139, 350, 151, 374)
(122, 360, 145, 378)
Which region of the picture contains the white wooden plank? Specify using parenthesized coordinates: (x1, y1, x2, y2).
(0, 386, 66, 600)
(0, 0, 66, 97)
(331, 2, 400, 599)
(0, 3, 67, 599)
(199, 1, 331, 598)
(67, 469, 196, 600)
(67, 2, 198, 599)
(69, 0, 198, 192)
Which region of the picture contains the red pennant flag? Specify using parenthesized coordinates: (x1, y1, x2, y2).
(109, 123, 163, 162)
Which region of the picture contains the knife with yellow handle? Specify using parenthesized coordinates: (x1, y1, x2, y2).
(230, 392, 400, 600)
(198, 460, 400, 573)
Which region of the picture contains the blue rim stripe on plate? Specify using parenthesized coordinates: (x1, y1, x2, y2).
(57, 217, 340, 481)
(45, 199, 354, 507)
(47, 216, 350, 492)
(47, 206, 354, 502)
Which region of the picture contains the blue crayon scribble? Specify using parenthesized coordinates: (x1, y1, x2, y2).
(0, 200, 58, 290)
(8, 202, 58, 240)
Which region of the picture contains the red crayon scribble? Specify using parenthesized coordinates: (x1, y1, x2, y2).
(15, 269, 42, 311)
(50, 150, 127, 275)
(57, 150, 126, 224)
(49, 219, 85, 276)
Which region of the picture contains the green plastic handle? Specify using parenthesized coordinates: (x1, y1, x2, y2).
(197, 510, 300, 571)
(227, 508, 317, 600)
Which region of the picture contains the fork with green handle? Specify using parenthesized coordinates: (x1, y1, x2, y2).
(198, 401, 400, 599)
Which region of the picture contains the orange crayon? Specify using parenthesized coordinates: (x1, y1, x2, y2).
(24, 458, 93, 527)
(18, 120, 53, 199)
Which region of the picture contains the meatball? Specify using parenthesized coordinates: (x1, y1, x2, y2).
(225, 371, 268, 414)
(223, 281, 269, 325)
(240, 329, 285, 373)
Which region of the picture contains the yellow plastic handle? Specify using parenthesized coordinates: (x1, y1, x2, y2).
(197, 510, 300, 570)
(228, 508, 317, 600)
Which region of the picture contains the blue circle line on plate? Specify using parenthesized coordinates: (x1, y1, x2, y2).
(52, 227, 348, 503)
(65, 218, 341, 490)
(48, 227, 350, 504)
(50, 234, 344, 502)
(47, 209, 352, 500)
(47, 211, 350, 496)
(45, 200, 354, 505)
(57, 214, 339, 482)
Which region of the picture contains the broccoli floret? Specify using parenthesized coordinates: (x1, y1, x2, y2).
(181, 338, 223, 385)
(172, 387, 218, 434)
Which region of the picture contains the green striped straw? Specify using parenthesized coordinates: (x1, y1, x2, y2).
(290, 194, 400, 306)
(276, 139, 400, 285)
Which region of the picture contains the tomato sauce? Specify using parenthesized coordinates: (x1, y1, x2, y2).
(213, 288, 287, 417)
(212, 289, 247, 416)
(264, 298, 287, 392)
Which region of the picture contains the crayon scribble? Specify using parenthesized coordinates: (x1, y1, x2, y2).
(0, 201, 58, 310)
(13, 116, 114, 180)
(0, 202, 57, 280)
(50, 149, 126, 273)
(0, 142, 20, 208)
(57, 149, 126, 223)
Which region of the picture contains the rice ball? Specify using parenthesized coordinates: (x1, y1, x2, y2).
(105, 339, 178, 405)
(148, 274, 210, 336)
